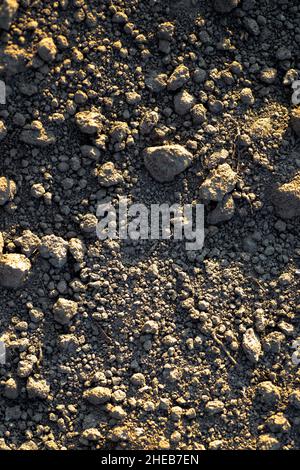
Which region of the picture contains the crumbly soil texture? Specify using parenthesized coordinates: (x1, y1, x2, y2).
(0, 0, 300, 451)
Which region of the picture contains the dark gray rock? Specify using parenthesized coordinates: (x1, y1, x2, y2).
(143, 145, 193, 182)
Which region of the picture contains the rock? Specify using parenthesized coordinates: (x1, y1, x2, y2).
(191, 104, 207, 125)
(81, 428, 102, 441)
(276, 47, 291, 61)
(0, 44, 28, 75)
(203, 149, 229, 170)
(108, 405, 127, 420)
(0, 176, 16, 205)
(260, 67, 277, 84)
(112, 11, 128, 24)
(174, 90, 195, 115)
(291, 107, 300, 136)
(0, 120, 7, 141)
(263, 332, 285, 354)
(0, 438, 11, 450)
(31, 183, 46, 198)
(266, 414, 291, 434)
(0, 254, 31, 289)
(37, 37, 57, 62)
(208, 99, 224, 114)
(26, 377, 50, 399)
(193, 68, 207, 84)
(242, 328, 262, 363)
(39, 234, 68, 268)
(53, 298, 78, 325)
(240, 87, 255, 105)
(167, 65, 190, 91)
(75, 111, 103, 135)
(140, 111, 159, 135)
(199, 164, 237, 201)
(130, 373, 146, 387)
(159, 39, 170, 54)
(207, 194, 235, 224)
(214, 0, 240, 13)
(81, 145, 100, 161)
(110, 121, 129, 143)
(158, 22, 175, 41)
(272, 173, 300, 219)
(289, 391, 300, 409)
(68, 238, 86, 262)
(243, 17, 260, 36)
(57, 334, 80, 353)
(4, 378, 18, 399)
(45, 441, 59, 450)
(143, 144, 193, 182)
(20, 121, 56, 147)
(14, 230, 40, 256)
(145, 73, 168, 93)
(17, 357, 36, 378)
(80, 213, 98, 234)
(205, 400, 225, 415)
(18, 441, 39, 451)
(96, 162, 123, 187)
(0, 0, 18, 31)
(142, 320, 159, 335)
(256, 381, 281, 406)
(284, 69, 298, 86)
(257, 434, 280, 451)
(83, 386, 111, 405)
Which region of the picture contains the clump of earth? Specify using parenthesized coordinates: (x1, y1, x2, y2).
(0, 0, 300, 451)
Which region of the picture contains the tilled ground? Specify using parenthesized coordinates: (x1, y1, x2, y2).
(0, 0, 300, 451)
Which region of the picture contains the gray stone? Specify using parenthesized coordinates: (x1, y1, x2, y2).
(257, 434, 280, 451)
(83, 386, 111, 405)
(37, 37, 57, 62)
(207, 194, 235, 225)
(205, 400, 225, 415)
(0, 176, 16, 205)
(96, 162, 123, 187)
(243, 17, 260, 36)
(110, 121, 129, 143)
(39, 234, 68, 268)
(191, 104, 207, 125)
(0, 44, 28, 75)
(0, 0, 18, 31)
(68, 238, 86, 262)
(291, 107, 300, 136)
(143, 145, 193, 182)
(75, 111, 103, 135)
(140, 111, 159, 135)
(20, 121, 56, 147)
(199, 164, 237, 201)
(256, 381, 281, 406)
(242, 328, 262, 363)
(26, 377, 50, 399)
(53, 298, 78, 325)
(214, 0, 240, 13)
(4, 378, 18, 399)
(15, 230, 40, 256)
(167, 65, 190, 91)
(203, 149, 229, 170)
(174, 90, 195, 115)
(273, 173, 300, 219)
(0, 254, 31, 289)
